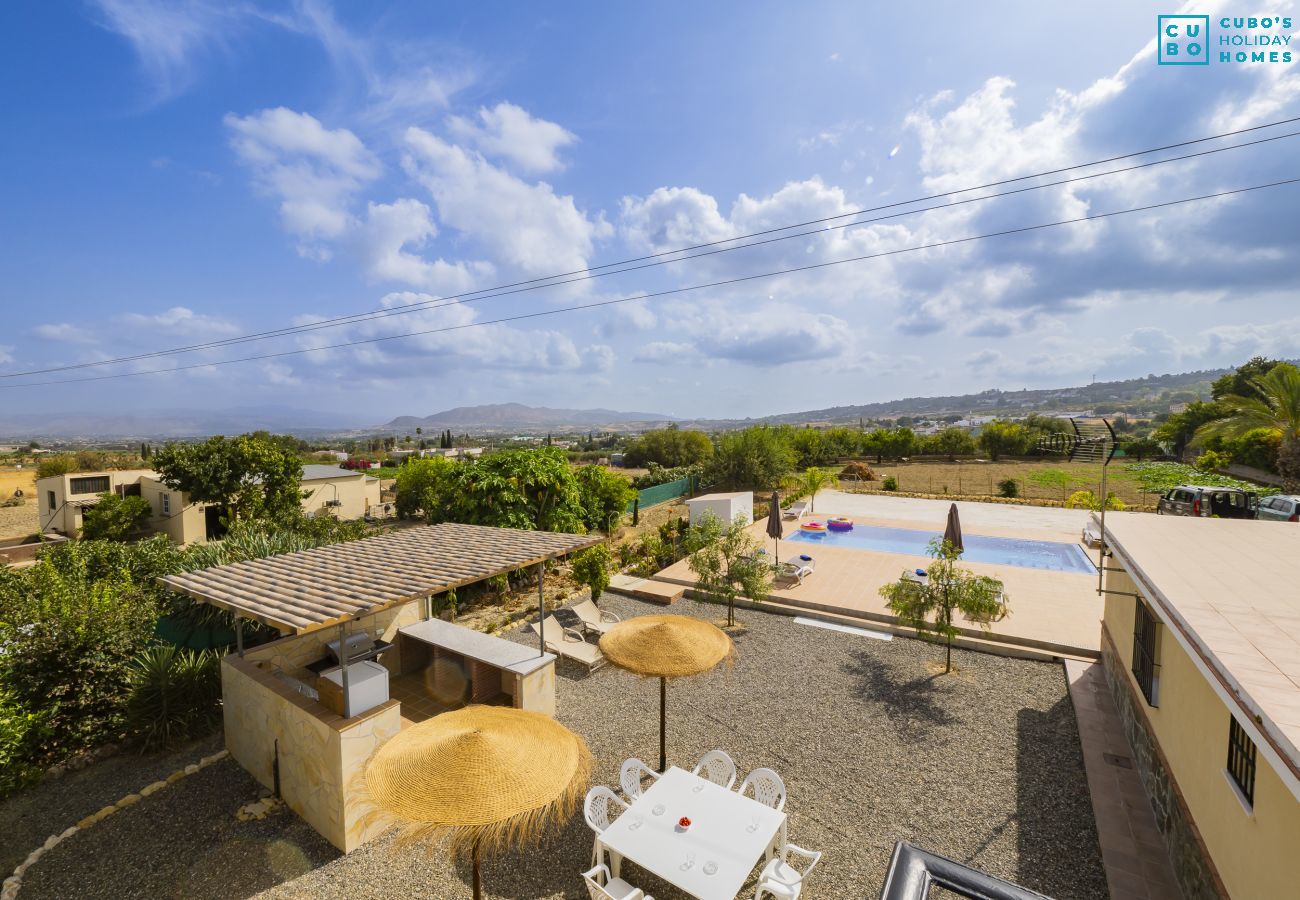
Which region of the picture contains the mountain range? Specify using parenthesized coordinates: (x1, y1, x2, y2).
(385, 403, 676, 431)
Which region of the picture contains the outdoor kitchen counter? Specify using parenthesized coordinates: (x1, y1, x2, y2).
(396, 618, 558, 715)
(397, 618, 556, 676)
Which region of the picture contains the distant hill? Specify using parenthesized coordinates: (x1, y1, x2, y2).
(0, 406, 363, 441)
(385, 403, 677, 431)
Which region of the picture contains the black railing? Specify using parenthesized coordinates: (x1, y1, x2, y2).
(879, 842, 1055, 899)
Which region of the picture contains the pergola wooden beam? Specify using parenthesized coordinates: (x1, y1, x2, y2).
(158, 522, 602, 636)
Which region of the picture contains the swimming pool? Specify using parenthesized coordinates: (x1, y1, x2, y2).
(786, 522, 1095, 574)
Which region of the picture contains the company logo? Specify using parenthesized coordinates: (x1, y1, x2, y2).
(1159, 14, 1210, 64)
(1159, 14, 1295, 66)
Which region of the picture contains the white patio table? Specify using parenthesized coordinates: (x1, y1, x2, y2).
(598, 766, 787, 900)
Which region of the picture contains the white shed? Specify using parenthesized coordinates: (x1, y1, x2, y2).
(686, 491, 754, 528)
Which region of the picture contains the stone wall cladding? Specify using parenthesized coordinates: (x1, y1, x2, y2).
(1100, 629, 1227, 900)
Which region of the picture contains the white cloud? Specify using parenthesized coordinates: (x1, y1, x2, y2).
(448, 102, 577, 174)
(633, 341, 694, 363)
(226, 108, 381, 254)
(0, 345, 13, 365)
(359, 199, 492, 293)
(90, 0, 246, 101)
(119, 307, 241, 337)
(33, 323, 97, 344)
(403, 128, 609, 276)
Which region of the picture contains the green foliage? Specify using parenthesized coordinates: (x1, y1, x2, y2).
(82, 492, 153, 541)
(623, 427, 714, 468)
(571, 544, 613, 602)
(862, 427, 918, 462)
(789, 466, 838, 513)
(0, 541, 168, 767)
(978, 421, 1029, 460)
(1194, 449, 1232, 473)
(1197, 363, 1300, 491)
(708, 426, 797, 490)
(882, 475, 899, 492)
(1153, 400, 1228, 457)
(573, 465, 636, 531)
(1120, 437, 1163, 461)
(924, 427, 978, 460)
(1026, 468, 1073, 492)
(0, 687, 48, 797)
(1221, 428, 1281, 472)
(1065, 490, 1127, 511)
(1211, 356, 1287, 402)
(879, 539, 1008, 672)
(997, 478, 1019, 498)
(631, 462, 703, 489)
(124, 645, 222, 750)
(36, 455, 77, 479)
(151, 434, 305, 523)
(1123, 461, 1276, 497)
(393, 456, 456, 519)
(685, 513, 770, 627)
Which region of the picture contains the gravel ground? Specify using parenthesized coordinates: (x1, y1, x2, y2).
(10, 595, 1107, 899)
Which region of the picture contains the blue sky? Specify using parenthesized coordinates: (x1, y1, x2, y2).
(2, 1, 1298, 422)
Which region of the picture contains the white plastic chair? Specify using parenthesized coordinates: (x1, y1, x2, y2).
(691, 749, 737, 790)
(739, 767, 787, 812)
(583, 864, 652, 900)
(754, 843, 821, 899)
(619, 757, 660, 801)
(584, 786, 629, 868)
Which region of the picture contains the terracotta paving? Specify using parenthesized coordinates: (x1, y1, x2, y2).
(653, 508, 1104, 655)
(1066, 660, 1183, 900)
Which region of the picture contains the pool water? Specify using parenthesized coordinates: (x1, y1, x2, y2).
(786, 522, 1095, 574)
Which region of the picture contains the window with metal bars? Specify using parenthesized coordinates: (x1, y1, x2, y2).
(69, 475, 110, 495)
(1131, 600, 1159, 706)
(1227, 716, 1257, 807)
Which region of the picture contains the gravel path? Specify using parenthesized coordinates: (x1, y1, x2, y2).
(9, 595, 1106, 899)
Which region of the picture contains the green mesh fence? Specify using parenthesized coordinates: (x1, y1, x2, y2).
(626, 476, 693, 513)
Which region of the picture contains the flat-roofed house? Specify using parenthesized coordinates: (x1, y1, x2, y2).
(1098, 512, 1300, 900)
(37, 465, 383, 544)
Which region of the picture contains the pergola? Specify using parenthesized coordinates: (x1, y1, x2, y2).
(160, 522, 601, 712)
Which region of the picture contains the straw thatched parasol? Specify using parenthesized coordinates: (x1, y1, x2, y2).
(365, 705, 592, 900)
(599, 614, 734, 772)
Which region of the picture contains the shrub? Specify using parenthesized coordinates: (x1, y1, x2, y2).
(1065, 490, 1127, 511)
(571, 544, 612, 602)
(631, 463, 702, 489)
(82, 492, 153, 541)
(1194, 449, 1232, 473)
(882, 475, 899, 492)
(0, 687, 48, 797)
(36, 455, 77, 479)
(685, 513, 770, 627)
(125, 645, 222, 750)
(997, 478, 1019, 498)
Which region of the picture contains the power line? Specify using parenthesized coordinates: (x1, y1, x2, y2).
(7, 116, 1300, 379)
(5, 176, 1297, 389)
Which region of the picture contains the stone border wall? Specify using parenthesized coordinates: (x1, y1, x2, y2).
(1100, 625, 1227, 900)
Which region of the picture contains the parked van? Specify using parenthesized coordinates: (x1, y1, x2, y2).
(1155, 485, 1258, 519)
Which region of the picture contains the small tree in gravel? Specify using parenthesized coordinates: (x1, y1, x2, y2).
(686, 512, 771, 628)
(879, 539, 1008, 673)
(571, 544, 612, 605)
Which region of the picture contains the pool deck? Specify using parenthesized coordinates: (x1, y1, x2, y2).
(651, 493, 1104, 657)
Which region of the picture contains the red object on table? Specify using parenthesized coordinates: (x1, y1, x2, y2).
(678, 816, 691, 827)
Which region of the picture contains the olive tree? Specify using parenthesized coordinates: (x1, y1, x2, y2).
(685, 513, 771, 628)
(879, 539, 1008, 673)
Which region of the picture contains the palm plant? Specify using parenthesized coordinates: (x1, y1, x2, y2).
(1196, 363, 1300, 492)
(790, 466, 838, 513)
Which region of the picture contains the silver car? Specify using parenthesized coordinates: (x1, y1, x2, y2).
(1256, 494, 1300, 522)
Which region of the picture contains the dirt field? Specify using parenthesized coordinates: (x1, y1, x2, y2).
(842, 459, 1157, 508)
(0, 467, 39, 539)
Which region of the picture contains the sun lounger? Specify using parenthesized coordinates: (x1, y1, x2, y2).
(782, 501, 809, 520)
(531, 616, 606, 673)
(776, 554, 816, 585)
(1082, 521, 1102, 548)
(571, 598, 621, 636)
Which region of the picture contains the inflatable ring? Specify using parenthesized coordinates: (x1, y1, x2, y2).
(826, 516, 854, 531)
(799, 521, 828, 534)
